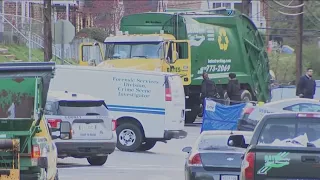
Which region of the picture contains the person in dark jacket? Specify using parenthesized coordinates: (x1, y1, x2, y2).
(296, 68, 316, 99)
(200, 72, 218, 102)
(227, 73, 241, 105)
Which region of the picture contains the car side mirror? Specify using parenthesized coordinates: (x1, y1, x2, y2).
(227, 135, 248, 148)
(182, 146, 192, 153)
(60, 121, 72, 140)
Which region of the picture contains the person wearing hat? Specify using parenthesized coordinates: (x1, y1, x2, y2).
(227, 73, 241, 105)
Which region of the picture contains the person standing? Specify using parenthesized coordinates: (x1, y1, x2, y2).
(227, 73, 241, 105)
(200, 72, 218, 102)
(296, 68, 316, 99)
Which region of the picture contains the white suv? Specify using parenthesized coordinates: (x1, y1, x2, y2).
(45, 91, 117, 166)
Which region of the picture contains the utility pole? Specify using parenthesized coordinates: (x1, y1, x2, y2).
(295, 0, 303, 85)
(265, 1, 269, 48)
(43, 0, 53, 62)
(242, 0, 251, 16)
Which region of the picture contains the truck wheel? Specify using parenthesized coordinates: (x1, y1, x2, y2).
(241, 90, 252, 102)
(185, 104, 200, 124)
(223, 91, 230, 105)
(54, 169, 59, 180)
(138, 140, 157, 151)
(87, 156, 108, 166)
(116, 123, 143, 152)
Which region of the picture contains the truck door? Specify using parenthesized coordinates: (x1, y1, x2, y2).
(164, 40, 191, 85)
(79, 43, 104, 66)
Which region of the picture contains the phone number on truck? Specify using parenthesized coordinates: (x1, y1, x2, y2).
(204, 64, 231, 72)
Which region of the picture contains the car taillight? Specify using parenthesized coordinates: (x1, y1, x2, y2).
(188, 153, 202, 166)
(165, 88, 172, 101)
(244, 107, 254, 114)
(112, 119, 117, 131)
(47, 119, 62, 129)
(297, 113, 320, 118)
(32, 145, 41, 158)
(243, 152, 255, 180)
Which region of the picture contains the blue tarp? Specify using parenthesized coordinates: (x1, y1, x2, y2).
(201, 98, 246, 132)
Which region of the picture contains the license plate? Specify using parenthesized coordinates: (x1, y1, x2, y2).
(79, 124, 96, 131)
(221, 175, 238, 180)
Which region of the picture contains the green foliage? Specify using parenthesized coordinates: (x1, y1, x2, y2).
(303, 44, 320, 79)
(76, 28, 109, 43)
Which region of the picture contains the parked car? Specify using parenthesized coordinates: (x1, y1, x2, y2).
(229, 112, 320, 180)
(237, 98, 320, 131)
(182, 130, 252, 180)
(45, 90, 117, 166)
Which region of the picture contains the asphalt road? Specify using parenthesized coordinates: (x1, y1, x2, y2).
(58, 125, 201, 180)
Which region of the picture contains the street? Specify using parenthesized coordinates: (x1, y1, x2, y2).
(58, 125, 201, 180)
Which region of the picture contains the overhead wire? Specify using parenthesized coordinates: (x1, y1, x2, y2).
(271, 0, 304, 9)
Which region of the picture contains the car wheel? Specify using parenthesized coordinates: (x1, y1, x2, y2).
(138, 140, 157, 151)
(54, 169, 59, 180)
(87, 156, 108, 166)
(116, 123, 143, 152)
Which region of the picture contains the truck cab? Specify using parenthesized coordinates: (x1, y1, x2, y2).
(79, 32, 192, 85)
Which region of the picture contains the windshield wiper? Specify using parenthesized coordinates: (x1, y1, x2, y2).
(132, 56, 148, 59)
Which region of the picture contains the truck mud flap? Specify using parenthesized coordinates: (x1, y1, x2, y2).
(0, 169, 19, 180)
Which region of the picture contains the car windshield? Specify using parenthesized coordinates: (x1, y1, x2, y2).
(45, 100, 108, 116)
(105, 42, 164, 59)
(257, 117, 320, 147)
(198, 134, 252, 151)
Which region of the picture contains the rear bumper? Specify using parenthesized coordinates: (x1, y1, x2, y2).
(164, 130, 188, 140)
(55, 140, 116, 158)
(186, 166, 240, 180)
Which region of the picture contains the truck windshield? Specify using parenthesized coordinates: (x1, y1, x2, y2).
(257, 118, 320, 147)
(105, 42, 164, 60)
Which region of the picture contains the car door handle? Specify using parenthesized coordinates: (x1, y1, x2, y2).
(301, 156, 320, 163)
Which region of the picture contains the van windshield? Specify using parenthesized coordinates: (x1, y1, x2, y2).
(105, 42, 164, 59)
(257, 118, 320, 147)
(45, 100, 108, 116)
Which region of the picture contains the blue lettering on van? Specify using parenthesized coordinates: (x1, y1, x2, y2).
(113, 76, 160, 99)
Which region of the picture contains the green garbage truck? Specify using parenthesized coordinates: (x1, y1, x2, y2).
(79, 9, 271, 123)
(0, 62, 72, 179)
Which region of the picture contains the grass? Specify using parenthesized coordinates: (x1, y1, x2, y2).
(0, 44, 44, 62)
(0, 44, 78, 65)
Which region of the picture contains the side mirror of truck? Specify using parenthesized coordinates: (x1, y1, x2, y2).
(227, 135, 248, 148)
(60, 122, 72, 140)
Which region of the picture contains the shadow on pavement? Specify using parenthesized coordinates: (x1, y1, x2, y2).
(58, 162, 90, 168)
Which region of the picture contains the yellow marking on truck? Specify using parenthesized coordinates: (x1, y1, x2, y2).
(218, 28, 229, 51)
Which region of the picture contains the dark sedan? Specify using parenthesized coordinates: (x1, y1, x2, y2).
(182, 130, 252, 180)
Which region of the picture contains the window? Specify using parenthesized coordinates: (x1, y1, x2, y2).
(106, 42, 164, 60)
(213, 3, 221, 8)
(257, 118, 320, 147)
(57, 101, 108, 116)
(283, 103, 320, 112)
(198, 134, 252, 151)
(222, 3, 231, 8)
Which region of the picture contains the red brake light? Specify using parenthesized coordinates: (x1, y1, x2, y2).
(188, 153, 202, 166)
(32, 145, 41, 158)
(112, 119, 117, 131)
(165, 88, 172, 101)
(244, 107, 254, 114)
(47, 119, 62, 129)
(243, 152, 255, 180)
(297, 113, 320, 118)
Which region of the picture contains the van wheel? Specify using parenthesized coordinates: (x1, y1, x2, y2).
(116, 123, 143, 152)
(138, 140, 157, 151)
(87, 156, 108, 166)
(241, 90, 252, 102)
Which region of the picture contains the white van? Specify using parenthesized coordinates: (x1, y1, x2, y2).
(49, 65, 187, 152)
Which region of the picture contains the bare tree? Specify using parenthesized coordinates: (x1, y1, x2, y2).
(43, 0, 52, 61)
